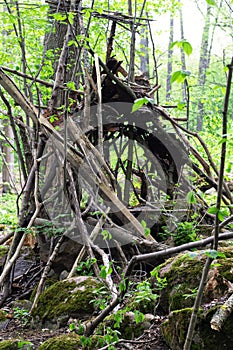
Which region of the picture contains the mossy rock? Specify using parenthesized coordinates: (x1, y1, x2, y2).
(153, 247, 233, 312)
(38, 334, 105, 350)
(0, 340, 33, 350)
(161, 306, 233, 350)
(0, 309, 9, 330)
(31, 276, 102, 329)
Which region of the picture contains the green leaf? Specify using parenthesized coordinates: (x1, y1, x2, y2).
(206, 0, 216, 5)
(208, 206, 218, 214)
(53, 12, 67, 21)
(182, 41, 193, 56)
(100, 266, 107, 279)
(186, 191, 196, 204)
(131, 97, 155, 113)
(205, 249, 218, 259)
(169, 40, 193, 56)
(205, 250, 226, 259)
(218, 211, 225, 221)
(66, 81, 76, 90)
(171, 70, 191, 84)
(134, 310, 145, 324)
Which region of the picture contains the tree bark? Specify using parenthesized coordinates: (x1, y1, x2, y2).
(166, 15, 174, 100)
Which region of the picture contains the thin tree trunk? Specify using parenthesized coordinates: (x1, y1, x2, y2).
(166, 15, 174, 100)
(139, 26, 149, 76)
(1, 122, 14, 193)
(196, 4, 211, 131)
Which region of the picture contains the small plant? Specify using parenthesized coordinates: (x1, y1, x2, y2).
(134, 280, 158, 305)
(173, 221, 197, 245)
(91, 285, 111, 310)
(183, 287, 198, 300)
(13, 307, 30, 326)
(75, 257, 97, 276)
(17, 340, 33, 349)
(150, 268, 167, 291)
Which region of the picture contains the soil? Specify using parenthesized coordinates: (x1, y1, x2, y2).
(0, 317, 171, 349)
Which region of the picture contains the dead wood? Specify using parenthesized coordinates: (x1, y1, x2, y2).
(210, 292, 233, 331)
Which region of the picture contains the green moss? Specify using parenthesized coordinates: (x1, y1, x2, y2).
(38, 334, 81, 350)
(154, 248, 233, 312)
(38, 334, 105, 350)
(217, 257, 233, 281)
(0, 340, 32, 350)
(0, 309, 7, 321)
(153, 253, 204, 312)
(162, 307, 233, 350)
(32, 277, 101, 327)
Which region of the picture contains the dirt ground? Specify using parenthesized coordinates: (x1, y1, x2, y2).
(0, 316, 171, 349)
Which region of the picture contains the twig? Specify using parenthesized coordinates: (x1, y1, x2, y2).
(30, 234, 65, 312)
(68, 209, 110, 278)
(1, 66, 83, 94)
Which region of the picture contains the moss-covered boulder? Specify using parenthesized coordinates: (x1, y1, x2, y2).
(0, 340, 33, 350)
(38, 334, 105, 350)
(162, 307, 233, 350)
(154, 246, 233, 312)
(31, 276, 102, 329)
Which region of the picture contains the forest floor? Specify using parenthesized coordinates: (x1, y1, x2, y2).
(0, 317, 171, 349)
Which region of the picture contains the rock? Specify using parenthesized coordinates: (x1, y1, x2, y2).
(38, 334, 105, 350)
(153, 246, 233, 313)
(38, 237, 82, 274)
(0, 309, 9, 330)
(31, 276, 102, 329)
(161, 307, 233, 350)
(11, 299, 32, 311)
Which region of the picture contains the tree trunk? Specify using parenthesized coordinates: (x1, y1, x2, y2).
(166, 15, 174, 100)
(196, 4, 211, 131)
(1, 122, 14, 193)
(140, 26, 149, 76)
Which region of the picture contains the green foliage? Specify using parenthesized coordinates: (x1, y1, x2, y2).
(183, 287, 198, 300)
(91, 285, 111, 310)
(17, 341, 33, 350)
(171, 70, 191, 84)
(186, 191, 197, 205)
(170, 39, 193, 55)
(0, 193, 18, 226)
(204, 249, 226, 259)
(75, 258, 97, 276)
(205, 0, 216, 5)
(172, 221, 197, 246)
(131, 97, 155, 113)
(150, 268, 168, 291)
(141, 220, 151, 237)
(13, 307, 30, 327)
(134, 280, 158, 304)
(208, 206, 229, 221)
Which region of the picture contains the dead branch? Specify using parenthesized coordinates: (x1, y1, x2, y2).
(210, 293, 233, 331)
(1, 66, 83, 95)
(124, 231, 233, 279)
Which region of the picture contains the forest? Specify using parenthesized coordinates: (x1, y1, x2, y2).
(0, 0, 233, 349)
